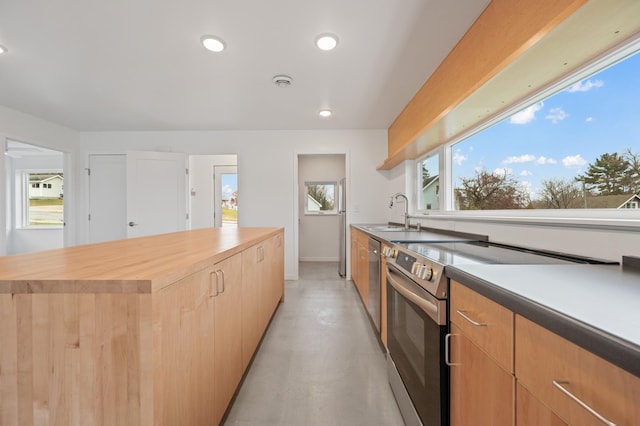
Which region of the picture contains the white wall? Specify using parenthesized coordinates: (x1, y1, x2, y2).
(76, 130, 390, 278)
(0, 106, 79, 255)
(387, 162, 640, 263)
(298, 154, 345, 261)
(189, 154, 237, 229)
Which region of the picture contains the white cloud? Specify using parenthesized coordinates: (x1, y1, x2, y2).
(222, 184, 234, 199)
(567, 79, 604, 93)
(585, 117, 594, 123)
(452, 151, 467, 166)
(562, 154, 587, 167)
(503, 154, 536, 164)
(520, 170, 532, 176)
(535, 156, 557, 165)
(493, 168, 512, 176)
(545, 107, 568, 124)
(509, 102, 544, 124)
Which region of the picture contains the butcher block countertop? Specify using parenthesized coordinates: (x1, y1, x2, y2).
(0, 227, 282, 294)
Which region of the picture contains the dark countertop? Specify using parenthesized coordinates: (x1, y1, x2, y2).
(447, 264, 640, 378)
(353, 223, 486, 243)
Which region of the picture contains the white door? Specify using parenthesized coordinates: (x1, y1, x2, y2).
(88, 154, 127, 243)
(126, 151, 188, 238)
(214, 165, 238, 227)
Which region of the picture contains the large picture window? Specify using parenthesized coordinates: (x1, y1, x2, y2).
(451, 49, 640, 211)
(25, 171, 64, 226)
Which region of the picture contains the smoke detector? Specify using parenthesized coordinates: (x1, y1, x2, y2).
(272, 75, 293, 88)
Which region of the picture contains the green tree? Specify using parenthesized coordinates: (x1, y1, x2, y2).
(455, 169, 530, 210)
(536, 178, 583, 209)
(577, 152, 633, 195)
(307, 184, 334, 210)
(623, 148, 640, 193)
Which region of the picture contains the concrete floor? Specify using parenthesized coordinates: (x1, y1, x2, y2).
(224, 262, 404, 426)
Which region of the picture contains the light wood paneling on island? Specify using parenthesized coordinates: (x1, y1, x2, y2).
(0, 227, 285, 426)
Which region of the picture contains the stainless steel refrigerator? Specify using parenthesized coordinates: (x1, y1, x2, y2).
(338, 178, 347, 277)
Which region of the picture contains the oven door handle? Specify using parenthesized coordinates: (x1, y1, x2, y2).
(387, 265, 444, 325)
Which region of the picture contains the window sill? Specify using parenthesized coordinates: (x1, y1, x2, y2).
(415, 210, 640, 232)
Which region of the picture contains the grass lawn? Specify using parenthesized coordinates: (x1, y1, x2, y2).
(30, 198, 63, 206)
(222, 208, 237, 222)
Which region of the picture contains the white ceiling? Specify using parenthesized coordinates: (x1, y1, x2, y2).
(0, 0, 490, 132)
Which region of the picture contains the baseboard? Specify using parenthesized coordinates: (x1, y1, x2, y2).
(299, 257, 340, 262)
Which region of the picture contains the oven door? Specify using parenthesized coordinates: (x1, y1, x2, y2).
(386, 263, 448, 426)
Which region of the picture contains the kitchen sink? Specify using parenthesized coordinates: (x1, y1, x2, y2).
(364, 225, 416, 232)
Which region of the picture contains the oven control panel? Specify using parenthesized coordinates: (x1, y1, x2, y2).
(411, 262, 434, 281)
(388, 245, 447, 299)
(382, 246, 398, 259)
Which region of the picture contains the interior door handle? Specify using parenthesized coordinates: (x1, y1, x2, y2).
(128, 221, 138, 227)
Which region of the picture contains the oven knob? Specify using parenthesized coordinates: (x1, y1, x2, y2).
(411, 262, 420, 275)
(423, 267, 434, 281)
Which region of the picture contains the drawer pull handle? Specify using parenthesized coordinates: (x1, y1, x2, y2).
(456, 310, 487, 327)
(552, 380, 617, 426)
(444, 333, 460, 366)
(209, 271, 219, 298)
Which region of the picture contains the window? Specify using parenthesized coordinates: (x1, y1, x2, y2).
(304, 182, 337, 214)
(26, 172, 64, 227)
(417, 153, 440, 211)
(451, 47, 640, 211)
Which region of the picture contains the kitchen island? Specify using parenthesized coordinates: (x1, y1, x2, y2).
(0, 227, 284, 426)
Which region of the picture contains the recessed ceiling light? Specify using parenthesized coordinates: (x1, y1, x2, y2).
(0, 45, 7, 54)
(201, 36, 226, 53)
(315, 33, 338, 51)
(319, 109, 332, 118)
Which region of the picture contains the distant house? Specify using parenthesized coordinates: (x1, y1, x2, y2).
(307, 194, 322, 212)
(421, 175, 440, 210)
(585, 193, 640, 209)
(29, 174, 63, 199)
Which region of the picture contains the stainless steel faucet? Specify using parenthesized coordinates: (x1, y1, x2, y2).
(389, 193, 410, 230)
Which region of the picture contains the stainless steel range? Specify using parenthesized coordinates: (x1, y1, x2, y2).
(384, 240, 608, 426)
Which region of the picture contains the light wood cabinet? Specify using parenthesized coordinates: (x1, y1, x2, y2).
(351, 227, 369, 307)
(241, 233, 284, 371)
(380, 242, 390, 347)
(0, 227, 284, 426)
(212, 254, 243, 425)
(350, 227, 359, 284)
(449, 280, 515, 426)
(450, 280, 640, 426)
(516, 383, 567, 426)
(516, 315, 640, 426)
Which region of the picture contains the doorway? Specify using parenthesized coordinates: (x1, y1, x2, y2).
(297, 154, 346, 267)
(214, 165, 238, 227)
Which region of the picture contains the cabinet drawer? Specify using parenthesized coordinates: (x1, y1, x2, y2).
(450, 280, 514, 373)
(516, 315, 640, 426)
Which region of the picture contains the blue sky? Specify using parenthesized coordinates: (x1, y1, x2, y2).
(452, 50, 640, 198)
(221, 173, 237, 200)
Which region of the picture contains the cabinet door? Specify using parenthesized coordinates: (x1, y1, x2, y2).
(517, 383, 567, 426)
(155, 269, 216, 425)
(213, 253, 243, 425)
(241, 244, 261, 372)
(350, 227, 359, 284)
(450, 323, 514, 426)
(357, 240, 369, 306)
(380, 243, 389, 347)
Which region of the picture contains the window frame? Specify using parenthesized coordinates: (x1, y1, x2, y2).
(303, 181, 338, 215)
(415, 148, 443, 213)
(19, 169, 65, 229)
(420, 35, 640, 229)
